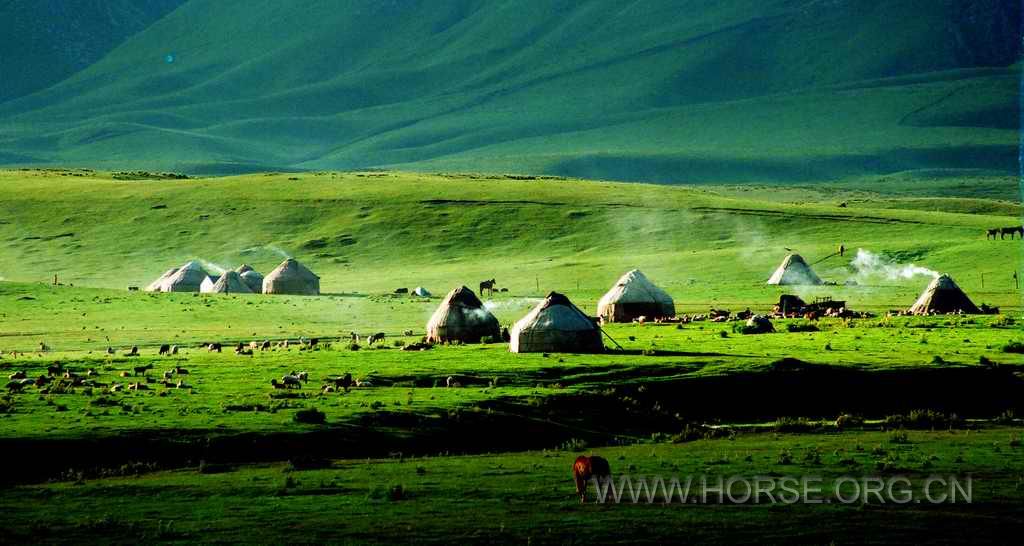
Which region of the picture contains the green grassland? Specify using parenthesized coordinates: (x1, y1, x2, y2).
(0, 1, 1018, 182)
(0, 169, 1021, 542)
(2, 428, 1023, 544)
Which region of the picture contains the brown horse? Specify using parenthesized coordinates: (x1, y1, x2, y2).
(572, 455, 612, 503)
(479, 279, 496, 297)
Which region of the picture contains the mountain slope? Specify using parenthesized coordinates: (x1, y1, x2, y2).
(0, 0, 1019, 183)
(0, 0, 186, 104)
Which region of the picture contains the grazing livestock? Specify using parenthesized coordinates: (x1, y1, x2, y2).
(158, 344, 171, 356)
(1000, 226, 1024, 240)
(479, 279, 497, 297)
(271, 376, 302, 389)
(175, 380, 192, 389)
(170, 345, 179, 355)
(403, 330, 414, 337)
(292, 371, 309, 383)
(8, 371, 26, 380)
(6, 381, 26, 393)
(46, 363, 63, 377)
(986, 228, 999, 240)
(174, 367, 189, 375)
(572, 455, 612, 503)
(446, 376, 461, 388)
(394, 288, 409, 294)
(260, 340, 271, 351)
(133, 363, 153, 376)
(34, 375, 51, 387)
(208, 343, 222, 353)
(326, 373, 354, 392)
(163, 370, 174, 380)
(368, 332, 386, 346)
(106, 347, 115, 355)
(125, 346, 139, 357)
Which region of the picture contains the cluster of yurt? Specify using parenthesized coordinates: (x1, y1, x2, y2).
(145, 259, 319, 295)
(760, 252, 981, 315)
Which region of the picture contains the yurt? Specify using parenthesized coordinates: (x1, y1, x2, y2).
(413, 286, 431, 297)
(908, 274, 980, 315)
(262, 258, 320, 295)
(425, 286, 501, 343)
(596, 269, 675, 322)
(146, 267, 179, 292)
(205, 271, 254, 294)
(510, 292, 604, 354)
(160, 261, 208, 292)
(199, 275, 219, 293)
(239, 270, 264, 293)
(767, 254, 823, 285)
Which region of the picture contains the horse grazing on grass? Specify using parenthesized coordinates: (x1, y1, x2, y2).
(986, 228, 999, 240)
(572, 455, 611, 504)
(999, 226, 1024, 240)
(479, 279, 496, 297)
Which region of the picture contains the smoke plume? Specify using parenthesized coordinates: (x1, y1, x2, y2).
(850, 249, 939, 282)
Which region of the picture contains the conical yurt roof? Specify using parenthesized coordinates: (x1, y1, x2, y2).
(161, 261, 208, 292)
(908, 274, 980, 315)
(510, 292, 603, 353)
(767, 254, 823, 285)
(239, 270, 264, 293)
(146, 267, 179, 292)
(262, 258, 320, 295)
(597, 269, 675, 322)
(206, 271, 254, 294)
(426, 286, 500, 343)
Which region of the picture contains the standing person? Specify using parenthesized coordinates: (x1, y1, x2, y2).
(839, 244, 845, 257)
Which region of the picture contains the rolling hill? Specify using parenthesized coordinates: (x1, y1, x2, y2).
(0, 169, 1018, 315)
(0, 0, 1019, 184)
(0, 0, 186, 103)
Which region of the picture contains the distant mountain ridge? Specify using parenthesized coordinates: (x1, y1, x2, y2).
(0, 0, 1019, 183)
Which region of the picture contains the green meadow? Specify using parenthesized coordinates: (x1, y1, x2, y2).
(0, 169, 1021, 542)
(2, 428, 1022, 544)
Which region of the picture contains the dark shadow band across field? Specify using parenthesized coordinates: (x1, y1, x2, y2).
(2, 358, 1022, 486)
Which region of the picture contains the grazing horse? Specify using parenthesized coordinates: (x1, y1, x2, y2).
(986, 228, 999, 240)
(1000, 226, 1024, 240)
(368, 332, 386, 346)
(573, 455, 611, 503)
(479, 279, 496, 297)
